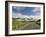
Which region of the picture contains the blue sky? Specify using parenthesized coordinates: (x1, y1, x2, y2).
(12, 6, 40, 18)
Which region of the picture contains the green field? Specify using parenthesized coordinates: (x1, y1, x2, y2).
(12, 18, 40, 30)
(12, 18, 28, 30)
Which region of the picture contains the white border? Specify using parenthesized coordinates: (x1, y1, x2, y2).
(8, 2, 43, 34)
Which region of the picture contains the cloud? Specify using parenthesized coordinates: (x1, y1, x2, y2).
(12, 12, 29, 18)
(12, 12, 40, 20)
(32, 8, 40, 12)
(32, 8, 40, 15)
(12, 7, 40, 20)
(13, 7, 40, 16)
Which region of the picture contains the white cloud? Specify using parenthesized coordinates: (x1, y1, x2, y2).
(32, 8, 40, 12)
(12, 12, 29, 18)
(12, 7, 41, 21)
(12, 12, 40, 20)
(32, 8, 40, 15)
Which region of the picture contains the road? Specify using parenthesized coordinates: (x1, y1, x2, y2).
(22, 22, 40, 30)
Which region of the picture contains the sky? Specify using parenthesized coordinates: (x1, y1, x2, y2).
(12, 6, 40, 18)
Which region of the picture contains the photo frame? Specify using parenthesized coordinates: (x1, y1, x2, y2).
(5, 1, 45, 36)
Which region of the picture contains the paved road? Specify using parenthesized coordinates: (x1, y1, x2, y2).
(22, 22, 40, 30)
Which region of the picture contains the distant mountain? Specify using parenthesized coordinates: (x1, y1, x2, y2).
(12, 12, 40, 21)
(12, 14, 40, 21)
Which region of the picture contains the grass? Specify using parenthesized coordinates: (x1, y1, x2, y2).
(12, 18, 28, 30)
(12, 18, 40, 30)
